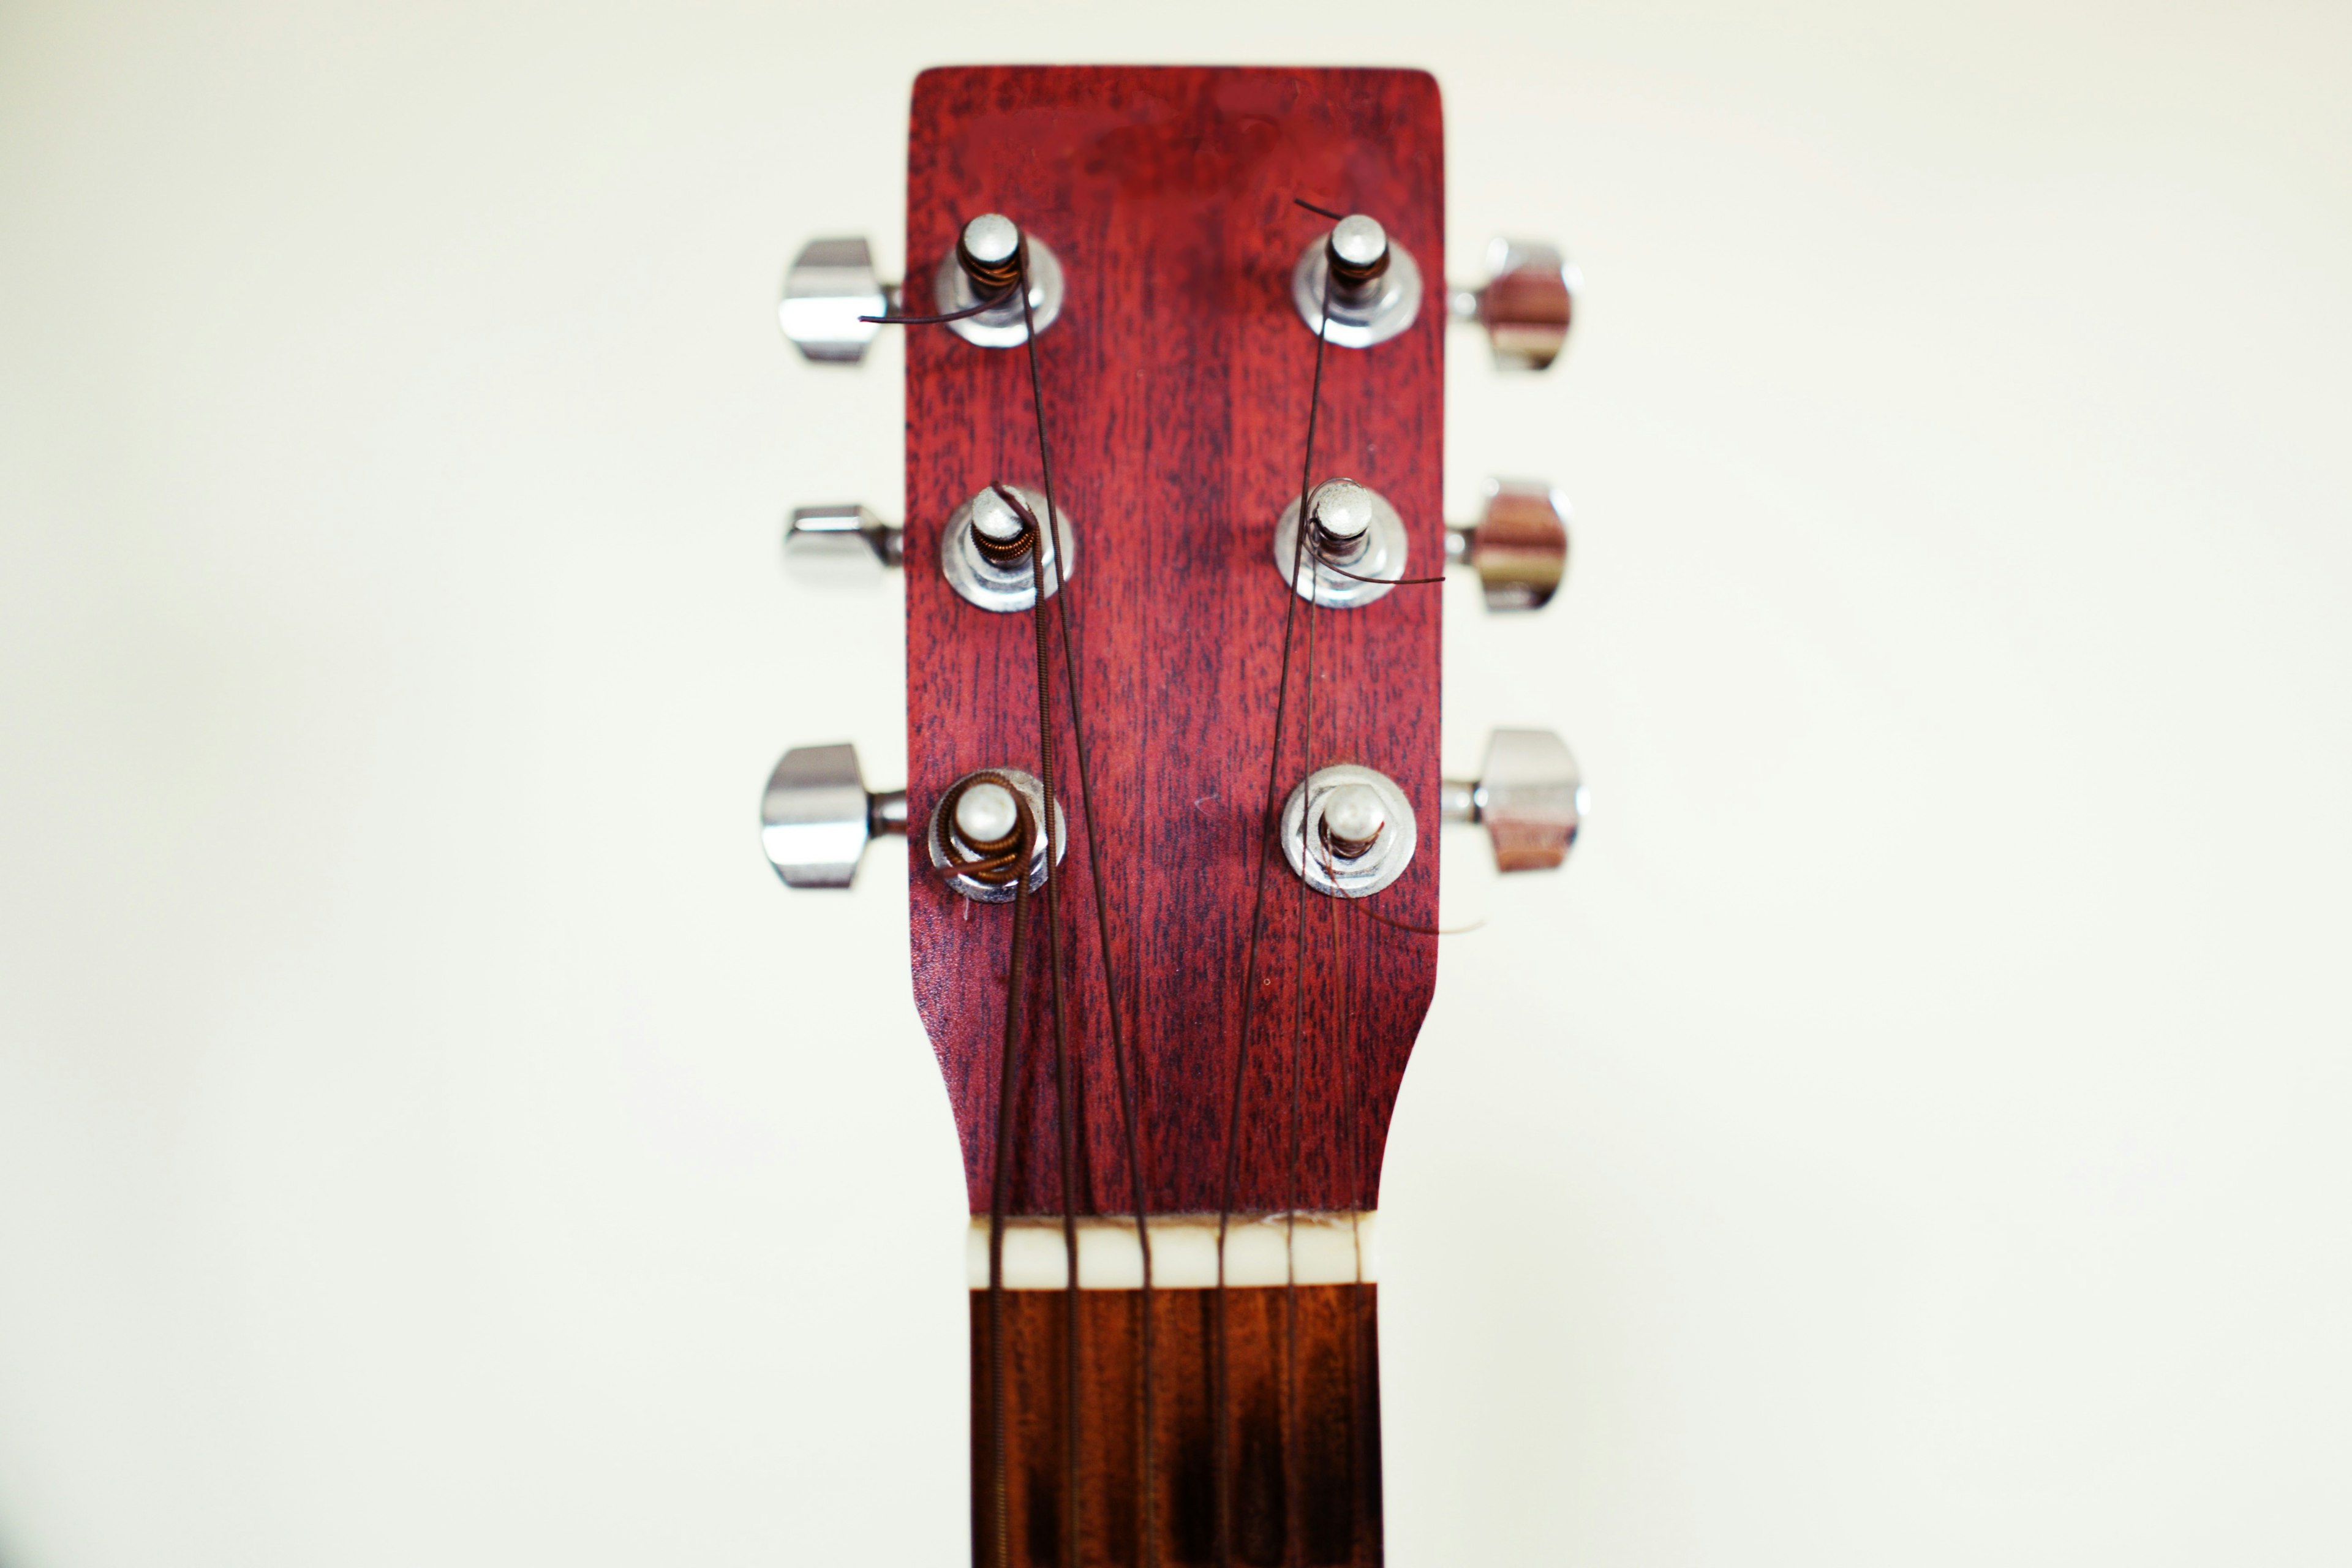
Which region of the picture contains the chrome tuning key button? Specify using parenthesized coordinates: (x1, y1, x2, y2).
(1441, 729, 1584, 871)
(1291, 211, 1423, 348)
(1447, 479, 1570, 611)
(780, 238, 898, 364)
(1449, 238, 1578, 370)
(784, 504, 903, 579)
(761, 743, 908, 889)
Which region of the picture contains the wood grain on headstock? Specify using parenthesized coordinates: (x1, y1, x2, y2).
(903, 66, 1445, 1221)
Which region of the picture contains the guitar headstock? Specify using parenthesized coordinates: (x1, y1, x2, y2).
(761, 66, 1583, 1222)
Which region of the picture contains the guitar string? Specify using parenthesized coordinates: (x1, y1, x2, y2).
(1304, 821, 1373, 1555)
(1021, 315, 1166, 1567)
(1275, 195, 1448, 1562)
(886, 241, 1088, 1568)
(1006, 250, 1085, 1568)
(1282, 433, 1323, 1568)
(1213, 203, 1336, 1568)
(978, 232, 1163, 1568)
(976, 783, 1036, 1568)
(1016, 243, 1162, 1568)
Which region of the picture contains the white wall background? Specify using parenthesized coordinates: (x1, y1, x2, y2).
(4, 2, 2348, 1564)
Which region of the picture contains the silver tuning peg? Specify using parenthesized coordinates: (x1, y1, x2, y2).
(1440, 729, 1584, 871)
(761, 743, 908, 889)
(780, 238, 901, 364)
(1447, 479, 1570, 611)
(785, 504, 903, 579)
(1449, 238, 1578, 371)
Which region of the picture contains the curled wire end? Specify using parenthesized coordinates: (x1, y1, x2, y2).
(859, 284, 1019, 326)
(1294, 197, 1345, 221)
(1306, 537, 1447, 588)
(1352, 900, 1483, 938)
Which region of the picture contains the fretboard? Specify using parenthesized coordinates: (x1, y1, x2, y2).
(973, 1270, 1384, 1567)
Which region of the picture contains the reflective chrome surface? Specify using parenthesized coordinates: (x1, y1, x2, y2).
(1270, 478, 1409, 609)
(784, 503, 903, 580)
(941, 484, 1074, 612)
(1447, 478, 1570, 611)
(780, 237, 890, 364)
(1280, 764, 1419, 899)
(760, 742, 907, 889)
(1451, 238, 1577, 371)
(935, 233, 1065, 348)
(1441, 728, 1583, 872)
(927, 767, 1067, 903)
(1291, 222, 1423, 349)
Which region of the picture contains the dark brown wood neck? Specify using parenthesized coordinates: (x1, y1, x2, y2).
(972, 1284, 1384, 1568)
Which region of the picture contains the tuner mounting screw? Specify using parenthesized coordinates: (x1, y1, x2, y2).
(1281, 764, 1418, 898)
(1291, 211, 1423, 349)
(1446, 479, 1570, 611)
(1450, 238, 1578, 371)
(1441, 729, 1583, 871)
(761, 743, 908, 889)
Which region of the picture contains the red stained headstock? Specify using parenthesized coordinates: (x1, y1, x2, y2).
(899, 67, 1446, 1221)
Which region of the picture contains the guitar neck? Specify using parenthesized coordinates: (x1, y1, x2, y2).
(974, 1267, 1384, 1567)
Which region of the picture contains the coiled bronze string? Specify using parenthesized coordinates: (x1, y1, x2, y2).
(958, 232, 1026, 294)
(1319, 816, 1380, 864)
(935, 772, 1036, 890)
(1327, 235, 1389, 291)
(974, 481, 1043, 568)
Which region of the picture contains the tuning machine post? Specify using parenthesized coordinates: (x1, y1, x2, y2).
(1441, 729, 1584, 871)
(1446, 478, 1570, 611)
(781, 216, 1064, 362)
(1449, 238, 1578, 370)
(761, 743, 908, 889)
